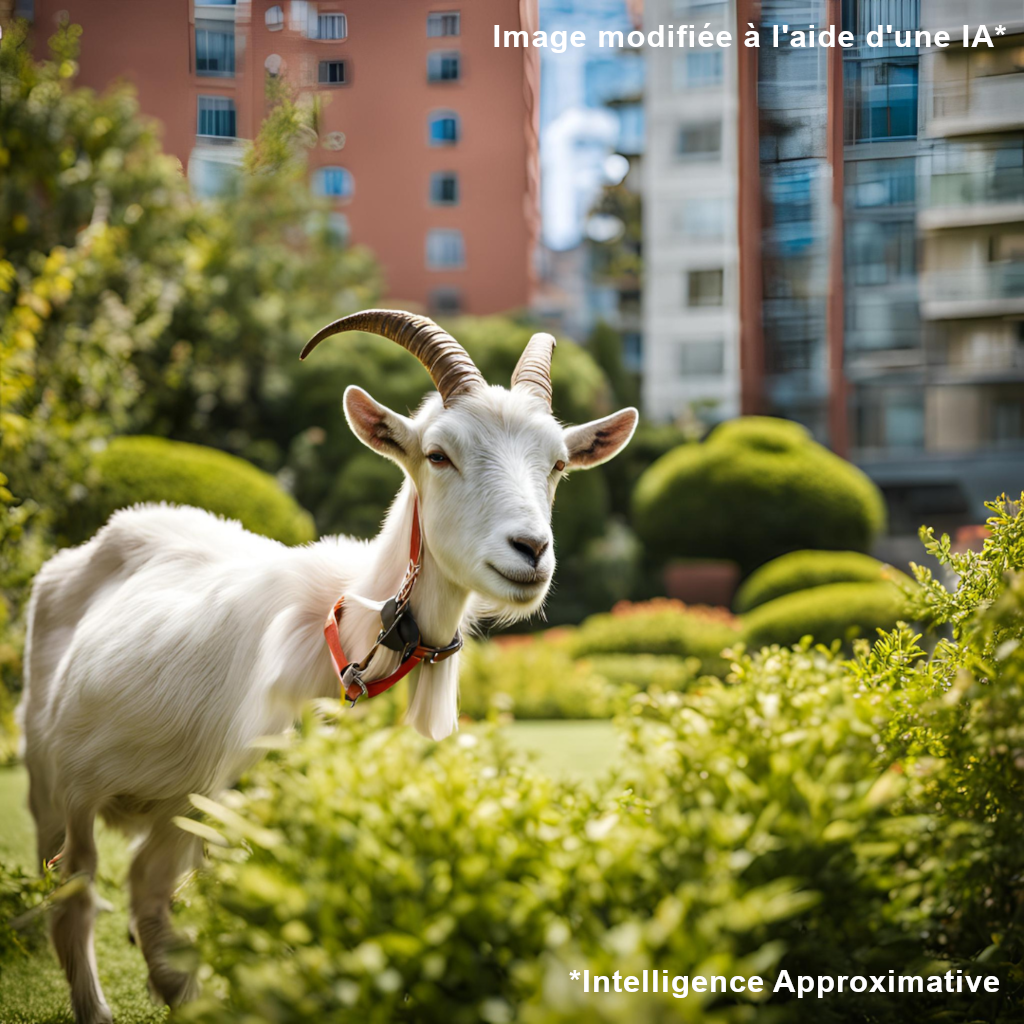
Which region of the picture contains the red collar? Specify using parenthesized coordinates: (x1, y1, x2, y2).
(322, 500, 463, 705)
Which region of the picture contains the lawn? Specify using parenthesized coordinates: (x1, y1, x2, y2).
(0, 720, 617, 1023)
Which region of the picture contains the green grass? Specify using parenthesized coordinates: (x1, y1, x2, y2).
(496, 720, 619, 781)
(0, 767, 167, 1024)
(0, 721, 616, 1022)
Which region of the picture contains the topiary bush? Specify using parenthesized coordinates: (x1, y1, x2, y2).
(631, 417, 887, 573)
(567, 599, 741, 676)
(458, 634, 698, 720)
(68, 437, 316, 546)
(735, 550, 912, 613)
(740, 580, 916, 650)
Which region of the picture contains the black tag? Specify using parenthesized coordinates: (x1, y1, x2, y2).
(379, 597, 405, 652)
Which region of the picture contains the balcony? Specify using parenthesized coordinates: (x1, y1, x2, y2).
(929, 76, 1024, 137)
(920, 165, 1024, 229)
(921, 263, 1024, 319)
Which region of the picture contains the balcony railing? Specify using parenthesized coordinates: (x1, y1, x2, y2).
(926, 168, 1024, 208)
(921, 262, 1024, 317)
(931, 76, 1024, 133)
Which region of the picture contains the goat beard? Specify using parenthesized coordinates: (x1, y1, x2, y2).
(405, 658, 460, 741)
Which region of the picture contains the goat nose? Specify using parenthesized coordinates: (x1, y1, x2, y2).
(509, 535, 549, 568)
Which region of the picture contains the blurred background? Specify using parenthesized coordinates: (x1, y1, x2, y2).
(1, 0, 1023, 653)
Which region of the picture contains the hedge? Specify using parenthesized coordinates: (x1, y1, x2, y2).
(175, 497, 1024, 1024)
(734, 549, 912, 613)
(458, 635, 699, 720)
(631, 417, 887, 573)
(740, 580, 916, 650)
(69, 437, 316, 546)
(567, 601, 742, 676)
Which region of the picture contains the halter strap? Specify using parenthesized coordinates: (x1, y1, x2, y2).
(322, 500, 462, 705)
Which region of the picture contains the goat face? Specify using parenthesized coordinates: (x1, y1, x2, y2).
(343, 384, 637, 620)
(302, 312, 638, 621)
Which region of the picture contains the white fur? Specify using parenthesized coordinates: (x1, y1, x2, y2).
(18, 380, 637, 1023)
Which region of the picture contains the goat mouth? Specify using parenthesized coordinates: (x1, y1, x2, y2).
(487, 564, 549, 591)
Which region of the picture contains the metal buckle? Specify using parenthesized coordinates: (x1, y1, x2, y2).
(341, 664, 368, 706)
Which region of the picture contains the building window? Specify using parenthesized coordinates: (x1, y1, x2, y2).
(673, 51, 723, 90)
(846, 60, 918, 142)
(196, 24, 235, 77)
(428, 51, 461, 82)
(429, 111, 460, 145)
(312, 166, 354, 198)
(622, 332, 643, 372)
(676, 121, 721, 159)
(318, 60, 348, 85)
(687, 268, 724, 307)
(845, 157, 916, 207)
(315, 13, 348, 40)
(197, 96, 236, 137)
(677, 197, 728, 238)
(846, 220, 915, 286)
(426, 229, 465, 269)
(427, 11, 461, 37)
(430, 288, 462, 314)
(678, 340, 724, 376)
(430, 171, 459, 205)
(265, 5, 284, 30)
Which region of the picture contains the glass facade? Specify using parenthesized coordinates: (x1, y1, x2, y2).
(757, 0, 832, 441)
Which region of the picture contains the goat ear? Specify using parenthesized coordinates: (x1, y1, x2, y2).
(564, 407, 638, 469)
(343, 386, 417, 465)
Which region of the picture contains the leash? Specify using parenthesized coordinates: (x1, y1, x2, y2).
(323, 500, 463, 706)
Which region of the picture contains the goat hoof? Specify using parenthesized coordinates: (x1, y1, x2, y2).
(127, 927, 137, 946)
(149, 967, 198, 1008)
(75, 1003, 113, 1024)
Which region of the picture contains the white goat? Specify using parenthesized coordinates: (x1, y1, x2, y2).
(18, 310, 638, 1024)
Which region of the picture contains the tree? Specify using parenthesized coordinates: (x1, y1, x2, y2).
(0, 18, 378, 729)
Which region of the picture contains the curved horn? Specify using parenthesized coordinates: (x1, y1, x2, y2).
(511, 332, 556, 409)
(300, 309, 485, 406)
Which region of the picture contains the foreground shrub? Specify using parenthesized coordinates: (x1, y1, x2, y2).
(734, 549, 910, 613)
(632, 417, 886, 573)
(458, 635, 698, 720)
(567, 600, 741, 676)
(182, 496, 1024, 1024)
(68, 437, 316, 546)
(741, 580, 915, 650)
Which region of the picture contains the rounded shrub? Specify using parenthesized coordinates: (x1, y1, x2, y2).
(735, 550, 912, 613)
(740, 580, 915, 650)
(458, 635, 698, 720)
(70, 436, 316, 545)
(567, 602, 741, 676)
(631, 417, 887, 573)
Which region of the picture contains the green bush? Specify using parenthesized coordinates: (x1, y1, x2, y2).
(69, 437, 316, 546)
(735, 549, 911, 613)
(631, 417, 887, 573)
(181, 496, 1024, 1024)
(458, 635, 698, 720)
(567, 603, 742, 676)
(741, 580, 915, 650)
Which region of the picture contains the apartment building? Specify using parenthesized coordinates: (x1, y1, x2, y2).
(644, 0, 1024, 530)
(26, 0, 540, 316)
(643, 0, 741, 421)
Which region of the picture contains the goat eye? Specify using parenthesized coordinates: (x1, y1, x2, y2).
(427, 452, 450, 466)
(553, 459, 566, 473)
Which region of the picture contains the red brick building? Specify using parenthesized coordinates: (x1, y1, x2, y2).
(27, 0, 540, 315)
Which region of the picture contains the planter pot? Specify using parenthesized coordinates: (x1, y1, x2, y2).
(663, 559, 740, 608)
